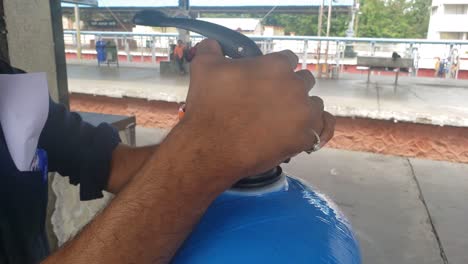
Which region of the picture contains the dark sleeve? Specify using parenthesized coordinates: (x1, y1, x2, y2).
(38, 98, 121, 200)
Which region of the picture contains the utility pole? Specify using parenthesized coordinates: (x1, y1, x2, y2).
(324, 0, 333, 78)
(74, 4, 82, 60)
(353, 0, 360, 37)
(176, 0, 191, 43)
(316, 0, 325, 78)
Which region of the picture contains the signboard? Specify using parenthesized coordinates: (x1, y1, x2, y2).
(89, 20, 118, 28)
(61, 0, 98, 6)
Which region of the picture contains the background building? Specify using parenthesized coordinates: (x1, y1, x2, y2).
(428, 0, 468, 40)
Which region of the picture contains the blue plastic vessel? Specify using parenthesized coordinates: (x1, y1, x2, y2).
(172, 173, 362, 264)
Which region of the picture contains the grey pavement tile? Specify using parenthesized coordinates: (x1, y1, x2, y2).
(410, 158, 468, 264)
(283, 149, 443, 264)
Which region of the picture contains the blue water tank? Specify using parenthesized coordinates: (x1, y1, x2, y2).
(172, 173, 361, 264)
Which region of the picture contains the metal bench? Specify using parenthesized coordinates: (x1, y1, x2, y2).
(357, 56, 413, 88)
(78, 112, 136, 146)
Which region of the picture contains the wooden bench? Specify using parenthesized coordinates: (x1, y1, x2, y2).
(357, 56, 414, 88)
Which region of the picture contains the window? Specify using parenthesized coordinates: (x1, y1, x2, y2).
(440, 32, 463, 40)
(444, 4, 468, 15)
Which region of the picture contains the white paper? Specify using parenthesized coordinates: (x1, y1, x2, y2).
(0, 73, 49, 171)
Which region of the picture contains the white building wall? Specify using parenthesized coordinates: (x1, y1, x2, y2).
(428, 0, 468, 40)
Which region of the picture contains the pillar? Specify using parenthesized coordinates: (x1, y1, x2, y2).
(2, 0, 69, 106)
(2, 0, 70, 251)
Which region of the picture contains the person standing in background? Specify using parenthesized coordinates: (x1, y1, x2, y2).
(450, 62, 458, 79)
(434, 57, 440, 77)
(438, 58, 446, 78)
(174, 39, 186, 75)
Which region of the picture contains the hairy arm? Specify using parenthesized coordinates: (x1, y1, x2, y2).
(106, 144, 157, 193)
(44, 123, 236, 263)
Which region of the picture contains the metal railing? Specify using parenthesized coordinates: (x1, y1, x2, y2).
(64, 30, 468, 79)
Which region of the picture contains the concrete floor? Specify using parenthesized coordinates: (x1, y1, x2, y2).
(136, 126, 468, 264)
(67, 63, 468, 128)
(68, 61, 468, 263)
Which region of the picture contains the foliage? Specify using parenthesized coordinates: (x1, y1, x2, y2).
(357, 0, 431, 38)
(202, 0, 430, 38)
(68, 0, 430, 38)
(202, 13, 351, 36)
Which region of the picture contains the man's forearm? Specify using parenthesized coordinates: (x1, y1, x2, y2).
(106, 144, 157, 193)
(44, 125, 235, 263)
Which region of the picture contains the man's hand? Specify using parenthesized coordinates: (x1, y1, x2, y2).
(181, 39, 335, 181)
(106, 39, 336, 194)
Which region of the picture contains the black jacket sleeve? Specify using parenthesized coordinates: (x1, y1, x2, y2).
(38, 99, 121, 200)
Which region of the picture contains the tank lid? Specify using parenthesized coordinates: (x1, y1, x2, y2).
(233, 166, 282, 189)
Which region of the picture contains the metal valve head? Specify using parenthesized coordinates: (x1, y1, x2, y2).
(133, 10, 263, 59)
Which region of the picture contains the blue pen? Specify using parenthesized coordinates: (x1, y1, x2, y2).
(30, 149, 48, 183)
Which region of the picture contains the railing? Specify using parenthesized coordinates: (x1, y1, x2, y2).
(64, 30, 468, 79)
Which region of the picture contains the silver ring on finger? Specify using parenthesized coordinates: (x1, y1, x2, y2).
(306, 129, 321, 154)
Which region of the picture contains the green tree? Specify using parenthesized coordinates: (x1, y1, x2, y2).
(326, 12, 351, 37)
(406, 0, 431, 38)
(201, 0, 430, 39)
(357, 0, 430, 38)
(265, 14, 319, 35)
(202, 13, 351, 36)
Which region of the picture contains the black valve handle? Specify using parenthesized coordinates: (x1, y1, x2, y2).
(133, 10, 263, 59)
